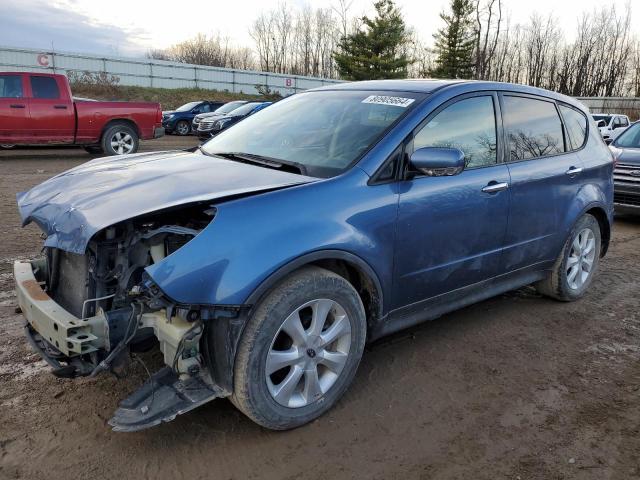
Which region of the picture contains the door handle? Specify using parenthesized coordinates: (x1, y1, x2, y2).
(9, 104, 25, 109)
(54, 105, 68, 109)
(482, 182, 509, 193)
(565, 166, 583, 176)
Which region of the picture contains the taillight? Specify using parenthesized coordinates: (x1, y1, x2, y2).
(156, 105, 163, 123)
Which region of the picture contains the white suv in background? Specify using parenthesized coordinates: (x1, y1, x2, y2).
(592, 113, 630, 143)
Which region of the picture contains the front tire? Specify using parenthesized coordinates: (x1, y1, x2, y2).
(535, 213, 601, 301)
(101, 124, 139, 156)
(175, 120, 190, 136)
(231, 266, 367, 430)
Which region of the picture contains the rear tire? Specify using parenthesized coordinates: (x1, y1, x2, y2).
(231, 266, 367, 430)
(101, 123, 139, 156)
(535, 214, 601, 301)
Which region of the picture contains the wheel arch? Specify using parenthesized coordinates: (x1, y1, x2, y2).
(101, 118, 141, 138)
(245, 249, 384, 330)
(584, 205, 611, 256)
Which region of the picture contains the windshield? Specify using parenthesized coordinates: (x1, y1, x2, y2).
(175, 102, 201, 112)
(593, 115, 612, 124)
(614, 122, 640, 148)
(214, 101, 247, 114)
(201, 90, 423, 177)
(227, 102, 262, 117)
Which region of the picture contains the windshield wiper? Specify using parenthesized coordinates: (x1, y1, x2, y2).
(211, 151, 307, 175)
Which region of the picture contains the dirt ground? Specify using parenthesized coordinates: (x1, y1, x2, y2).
(1, 137, 639, 480)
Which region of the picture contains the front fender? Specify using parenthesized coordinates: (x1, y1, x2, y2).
(145, 168, 398, 309)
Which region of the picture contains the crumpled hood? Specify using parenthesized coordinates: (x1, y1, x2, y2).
(17, 150, 316, 254)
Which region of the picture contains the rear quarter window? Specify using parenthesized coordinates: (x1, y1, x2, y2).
(559, 105, 588, 150)
(503, 95, 565, 161)
(30, 76, 60, 99)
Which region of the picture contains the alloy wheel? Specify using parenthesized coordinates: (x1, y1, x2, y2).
(266, 299, 351, 408)
(110, 132, 134, 155)
(176, 122, 189, 135)
(566, 227, 596, 290)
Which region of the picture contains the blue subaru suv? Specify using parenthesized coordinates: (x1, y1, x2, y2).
(14, 80, 613, 432)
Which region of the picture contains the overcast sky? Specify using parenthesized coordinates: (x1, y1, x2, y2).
(0, 0, 637, 58)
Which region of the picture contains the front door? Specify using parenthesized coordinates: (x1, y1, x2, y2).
(393, 94, 510, 309)
(0, 73, 30, 143)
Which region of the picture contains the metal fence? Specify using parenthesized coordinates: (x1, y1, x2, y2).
(0, 46, 343, 95)
(577, 97, 640, 118)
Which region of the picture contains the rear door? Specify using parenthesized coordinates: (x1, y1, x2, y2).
(0, 73, 30, 142)
(393, 93, 511, 308)
(27, 75, 75, 143)
(500, 93, 585, 272)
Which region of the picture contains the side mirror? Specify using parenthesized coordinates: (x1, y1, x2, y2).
(410, 147, 465, 176)
(596, 120, 606, 128)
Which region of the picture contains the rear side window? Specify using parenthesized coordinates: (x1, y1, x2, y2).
(559, 105, 587, 150)
(30, 76, 60, 99)
(503, 96, 565, 161)
(413, 96, 497, 168)
(0, 75, 23, 98)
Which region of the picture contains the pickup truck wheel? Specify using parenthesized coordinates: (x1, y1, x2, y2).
(101, 124, 139, 155)
(231, 266, 366, 430)
(535, 214, 601, 301)
(175, 120, 190, 136)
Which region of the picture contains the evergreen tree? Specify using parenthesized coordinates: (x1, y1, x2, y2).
(431, 0, 476, 79)
(333, 0, 411, 80)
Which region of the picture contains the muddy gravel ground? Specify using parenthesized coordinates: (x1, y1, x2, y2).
(1, 137, 640, 480)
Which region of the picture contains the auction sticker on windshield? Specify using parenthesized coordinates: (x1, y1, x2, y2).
(362, 95, 415, 108)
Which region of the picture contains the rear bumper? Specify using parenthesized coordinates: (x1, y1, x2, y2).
(154, 126, 165, 138)
(14, 260, 100, 357)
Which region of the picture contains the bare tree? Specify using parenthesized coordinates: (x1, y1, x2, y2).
(474, 0, 502, 80)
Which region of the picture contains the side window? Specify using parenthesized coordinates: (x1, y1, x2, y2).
(503, 96, 565, 160)
(30, 76, 60, 99)
(559, 105, 587, 150)
(201, 104, 212, 113)
(622, 117, 630, 127)
(413, 96, 497, 169)
(0, 75, 23, 98)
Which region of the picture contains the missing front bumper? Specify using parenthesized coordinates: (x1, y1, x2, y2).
(14, 260, 100, 357)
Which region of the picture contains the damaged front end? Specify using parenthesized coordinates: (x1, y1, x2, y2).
(14, 204, 239, 432)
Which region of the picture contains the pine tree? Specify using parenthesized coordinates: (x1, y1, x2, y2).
(333, 0, 411, 80)
(431, 0, 476, 79)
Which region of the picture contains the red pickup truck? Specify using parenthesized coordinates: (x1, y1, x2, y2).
(0, 72, 164, 155)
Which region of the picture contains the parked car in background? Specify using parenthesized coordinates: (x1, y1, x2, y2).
(192, 100, 248, 132)
(14, 80, 613, 433)
(592, 113, 630, 143)
(0, 72, 163, 155)
(162, 101, 225, 135)
(197, 101, 271, 139)
(610, 121, 640, 215)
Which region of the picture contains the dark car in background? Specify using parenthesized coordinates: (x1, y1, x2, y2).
(197, 101, 271, 139)
(162, 101, 224, 135)
(192, 100, 248, 132)
(610, 121, 640, 215)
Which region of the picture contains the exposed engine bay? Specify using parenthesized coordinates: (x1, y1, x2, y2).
(16, 203, 235, 431)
